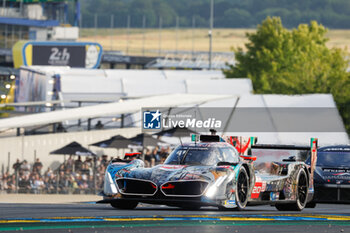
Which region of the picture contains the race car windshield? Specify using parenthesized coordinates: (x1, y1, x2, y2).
(164, 146, 239, 166)
(306, 151, 350, 167)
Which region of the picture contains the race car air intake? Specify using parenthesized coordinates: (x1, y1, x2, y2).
(116, 178, 157, 196)
(160, 180, 209, 197)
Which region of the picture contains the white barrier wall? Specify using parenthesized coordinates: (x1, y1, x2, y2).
(20, 67, 253, 102)
(0, 127, 140, 173)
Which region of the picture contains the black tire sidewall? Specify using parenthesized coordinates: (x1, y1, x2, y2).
(295, 168, 308, 210)
(235, 167, 249, 210)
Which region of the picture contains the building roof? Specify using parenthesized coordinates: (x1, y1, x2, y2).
(0, 93, 232, 131)
(0, 17, 59, 27)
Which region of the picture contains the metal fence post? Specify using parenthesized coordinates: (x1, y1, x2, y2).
(56, 171, 59, 194)
(7, 152, 10, 173)
(15, 170, 18, 194)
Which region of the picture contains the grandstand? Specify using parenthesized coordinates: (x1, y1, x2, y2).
(0, 0, 80, 48)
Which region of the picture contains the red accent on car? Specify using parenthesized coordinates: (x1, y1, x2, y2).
(162, 183, 175, 189)
(251, 182, 262, 198)
(240, 155, 257, 161)
(151, 184, 157, 189)
(125, 152, 141, 157)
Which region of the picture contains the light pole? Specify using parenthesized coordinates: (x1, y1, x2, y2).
(142, 15, 146, 56)
(209, 0, 214, 70)
(126, 15, 130, 55)
(110, 14, 114, 51)
(175, 16, 179, 55)
(158, 16, 162, 57)
(94, 13, 97, 42)
(192, 15, 196, 59)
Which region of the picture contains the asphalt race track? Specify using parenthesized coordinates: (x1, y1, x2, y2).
(0, 203, 350, 233)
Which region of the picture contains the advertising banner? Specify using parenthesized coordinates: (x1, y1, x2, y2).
(12, 41, 102, 69)
(32, 45, 85, 67)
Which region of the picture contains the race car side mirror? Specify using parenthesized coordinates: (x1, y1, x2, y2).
(240, 155, 257, 161)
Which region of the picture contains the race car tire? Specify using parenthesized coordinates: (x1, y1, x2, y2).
(110, 200, 138, 210)
(235, 167, 249, 210)
(305, 202, 317, 208)
(275, 169, 308, 211)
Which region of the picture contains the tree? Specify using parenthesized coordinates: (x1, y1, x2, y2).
(224, 17, 350, 133)
(221, 8, 253, 28)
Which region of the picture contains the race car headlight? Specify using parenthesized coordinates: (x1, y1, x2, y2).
(205, 175, 227, 198)
(205, 186, 217, 198)
(104, 172, 118, 196)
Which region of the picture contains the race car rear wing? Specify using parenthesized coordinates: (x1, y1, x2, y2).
(224, 136, 318, 162)
(193, 133, 318, 164)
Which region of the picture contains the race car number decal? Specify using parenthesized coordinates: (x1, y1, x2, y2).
(251, 181, 267, 199)
(251, 182, 262, 198)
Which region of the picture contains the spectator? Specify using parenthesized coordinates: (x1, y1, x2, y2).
(12, 159, 21, 173)
(95, 120, 104, 129)
(20, 160, 31, 176)
(144, 149, 152, 167)
(18, 174, 31, 193)
(46, 173, 58, 194)
(58, 164, 65, 173)
(58, 171, 68, 194)
(1, 173, 8, 191)
(65, 155, 74, 172)
(88, 175, 94, 192)
(81, 163, 90, 176)
(152, 147, 161, 164)
(0, 174, 3, 191)
(7, 175, 17, 193)
(159, 147, 170, 163)
(44, 167, 53, 177)
(101, 155, 109, 167)
(31, 174, 45, 194)
(1, 155, 115, 195)
(84, 157, 93, 168)
(33, 158, 43, 174)
(74, 156, 83, 172)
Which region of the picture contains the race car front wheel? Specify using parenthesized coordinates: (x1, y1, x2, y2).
(235, 167, 249, 210)
(110, 200, 138, 210)
(275, 169, 308, 211)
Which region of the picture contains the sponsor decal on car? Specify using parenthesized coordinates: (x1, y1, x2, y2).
(333, 172, 350, 176)
(261, 181, 267, 192)
(251, 182, 263, 198)
(112, 162, 127, 165)
(224, 199, 236, 208)
(270, 192, 280, 201)
(324, 175, 350, 180)
(323, 168, 350, 173)
(159, 165, 186, 170)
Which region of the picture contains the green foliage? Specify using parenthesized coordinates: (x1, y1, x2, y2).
(72, 0, 350, 28)
(0, 106, 14, 118)
(224, 17, 350, 133)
